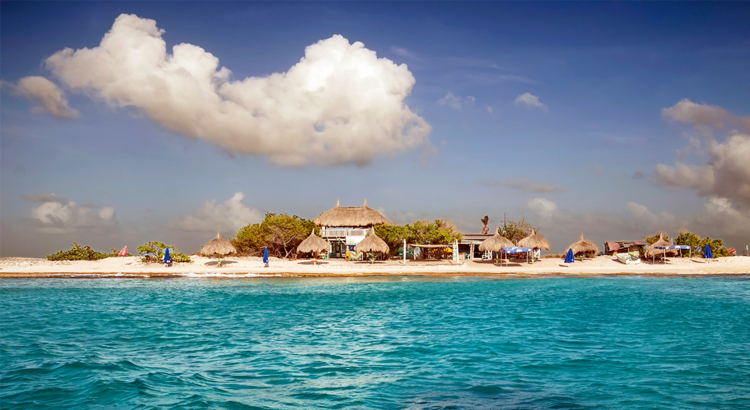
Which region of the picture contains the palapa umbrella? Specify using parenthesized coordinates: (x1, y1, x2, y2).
(297, 230, 331, 265)
(354, 230, 389, 263)
(479, 228, 514, 263)
(518, 229, 550, 264)
(200, 232, 237, 266)
(568, 233, 600, 259)
(645, 233, 676, 263)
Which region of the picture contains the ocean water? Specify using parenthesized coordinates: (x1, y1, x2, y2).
(1, 276, 749, 409)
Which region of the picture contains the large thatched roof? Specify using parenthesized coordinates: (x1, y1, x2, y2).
(200, 232, 237, 256)
(313, 199, 391, 227)
(645, 233, 677, 258)
(518, 229, 550, 250)
(568, 233, 599, 256)
(354, 230, 389, 254)
(478, 228, 514, 252)
(297, 230, 331, 254)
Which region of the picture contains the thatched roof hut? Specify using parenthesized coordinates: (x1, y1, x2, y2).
(297, 230, 331, 254)
(313, 199, 391, 227)
(568, 233, 599, 256)
(200, 232, 237, 256)
(518, 229, 550, 250)
(354, 230, 389, 254)
(479, 228, 514, 252)
(645, 233, 677, 258)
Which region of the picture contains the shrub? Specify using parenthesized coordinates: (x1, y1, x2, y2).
(47, 242, 111, 261)
(137, 241, 192, 263)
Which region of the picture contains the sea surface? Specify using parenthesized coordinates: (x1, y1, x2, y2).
(1, 276, 750, 409)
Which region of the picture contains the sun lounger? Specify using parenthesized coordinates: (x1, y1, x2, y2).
(614, 252, 641, 265)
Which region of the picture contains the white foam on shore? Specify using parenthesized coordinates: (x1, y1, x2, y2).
(181, 272, 282, 278)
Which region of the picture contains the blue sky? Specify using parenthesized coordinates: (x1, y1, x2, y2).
(2, 1, 749, 256)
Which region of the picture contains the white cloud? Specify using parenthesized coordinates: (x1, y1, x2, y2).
(486, 106, 493, 114)
(437, 92, 475, 110)
(167, 192, 262, 233)
(656, 100, 750, 209)
(528, 198, 558, 218)
(44, 14, 430, 166)
(14, 76, 79, 119)
(514, 92, 547, 111)
(26, 194, 115, 234)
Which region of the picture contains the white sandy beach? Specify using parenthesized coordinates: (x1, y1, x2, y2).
(2, 255, 750, 278)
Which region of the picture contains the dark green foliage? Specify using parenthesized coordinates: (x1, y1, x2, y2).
(47, 242, 111, 261)
(700, 237, 729, 258)
(233, 213, 319, 258)
(374, 219, 462, 259)
(137, 241, 192, 263)
(666, 230, 729, 258)
(498, 217, 537, 245)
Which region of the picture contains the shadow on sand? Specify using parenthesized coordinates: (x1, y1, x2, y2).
(204, 260, 238, 266)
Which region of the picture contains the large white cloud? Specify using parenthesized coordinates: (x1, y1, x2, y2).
(14, 76, 79, 119)
(44, 14, 430, 166)
(167, 192, 262, 233)
(656, 100, 750, 209)
(26, 194, 115, 234)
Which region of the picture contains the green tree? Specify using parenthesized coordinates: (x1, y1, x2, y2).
(374, 224, 412, 257)
(498, 217, 537, 245)
(674, 229, 701, 257)
(233, 213, 318, 258)
(700, 237, 729, 258)
(137, 241, 191, 263)
(232, 223, 268, 255)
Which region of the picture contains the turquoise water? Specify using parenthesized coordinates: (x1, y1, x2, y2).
(2, 276, 750, 409)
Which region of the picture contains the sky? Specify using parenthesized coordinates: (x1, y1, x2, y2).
(1, 1, 749, 257)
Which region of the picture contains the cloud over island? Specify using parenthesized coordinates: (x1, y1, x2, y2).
(40, 14, 430, 166)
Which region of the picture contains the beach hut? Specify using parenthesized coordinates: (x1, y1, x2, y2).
(645, 233, 677, 262)
(518, 229, 550, 263)
(354, 230, 389, 263)
(479, 228, 514, 262)
(313, 199, 391, 258)
(200, 232, 237, 266)
(313, 199, 392, 228)
(568, 233, 599, 258)
(297, 230, 331, 265)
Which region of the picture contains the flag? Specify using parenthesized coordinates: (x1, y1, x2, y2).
(119, 246, 127, 256)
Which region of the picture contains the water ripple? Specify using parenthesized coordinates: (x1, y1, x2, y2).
(2, 276, 750, 409)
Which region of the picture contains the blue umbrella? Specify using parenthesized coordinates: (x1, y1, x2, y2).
(565, 248, 574, 264)
(263, 247, 269, 265)
(703, 244, 713, 259)
(164, 248, 172, 264)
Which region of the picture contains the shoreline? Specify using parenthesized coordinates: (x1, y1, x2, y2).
(2, 255, 750, 278)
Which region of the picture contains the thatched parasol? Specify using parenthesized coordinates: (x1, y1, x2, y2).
(354, 230, 389, 254)
(478, 228, 514, 252)
(645, 233, 677, 259)
(568, 233, 599, 256)
(313, 199, 392, 227)
(518, 229, 550, 250)
(297, 230, 331, 254)
(200, 232, 237, 256)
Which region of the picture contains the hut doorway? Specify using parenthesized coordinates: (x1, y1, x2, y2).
(330, 240, 347, 259)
